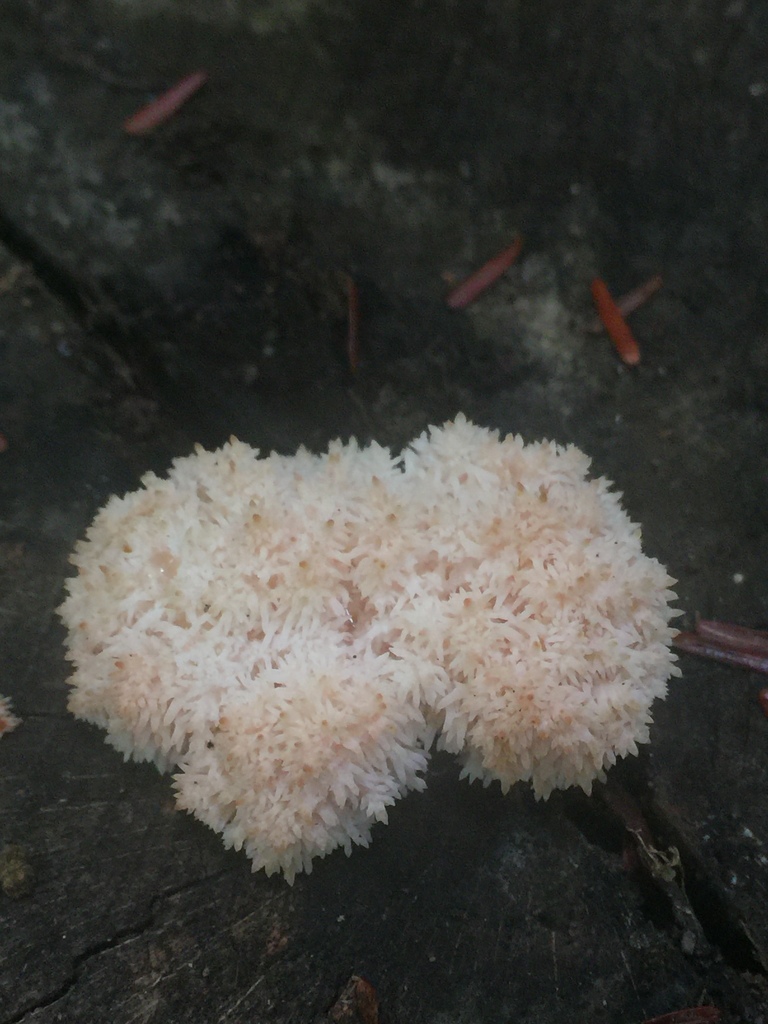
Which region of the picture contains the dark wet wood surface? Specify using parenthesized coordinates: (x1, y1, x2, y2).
(1, 2, 767, 1021)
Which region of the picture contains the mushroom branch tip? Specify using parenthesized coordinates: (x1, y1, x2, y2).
(59, 415, 679, 881)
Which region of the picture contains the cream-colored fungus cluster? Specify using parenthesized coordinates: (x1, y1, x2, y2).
(59, 416, 678, 881)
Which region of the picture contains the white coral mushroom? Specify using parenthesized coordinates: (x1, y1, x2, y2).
(58, 415, 679, 881)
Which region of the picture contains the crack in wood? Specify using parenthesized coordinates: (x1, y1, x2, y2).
(0, 201, 174, 404)
(1, 868, 235, 1024)
(566, 776, 768, 980)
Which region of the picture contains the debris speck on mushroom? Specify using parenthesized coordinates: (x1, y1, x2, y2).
(58, 416, 679, 882)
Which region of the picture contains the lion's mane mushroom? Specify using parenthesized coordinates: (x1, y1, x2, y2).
(58, 416, 679, 881)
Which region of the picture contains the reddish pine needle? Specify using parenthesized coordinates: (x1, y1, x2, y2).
(345, 273, 361, 373)
(675, 618, 768, 675)
(590, 277, 641, 365)
(446, 235, 523, 310)
(123, 70, 209, 135)
(673, 619, 768, 675)
(695, 618, 768, 651)
(587, 273, 663, 333)
(617, 272, 663, 317)
(641, 1008, 720, 1024)
(758, 688, 768, 719)
(673, 633, 768, 674)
